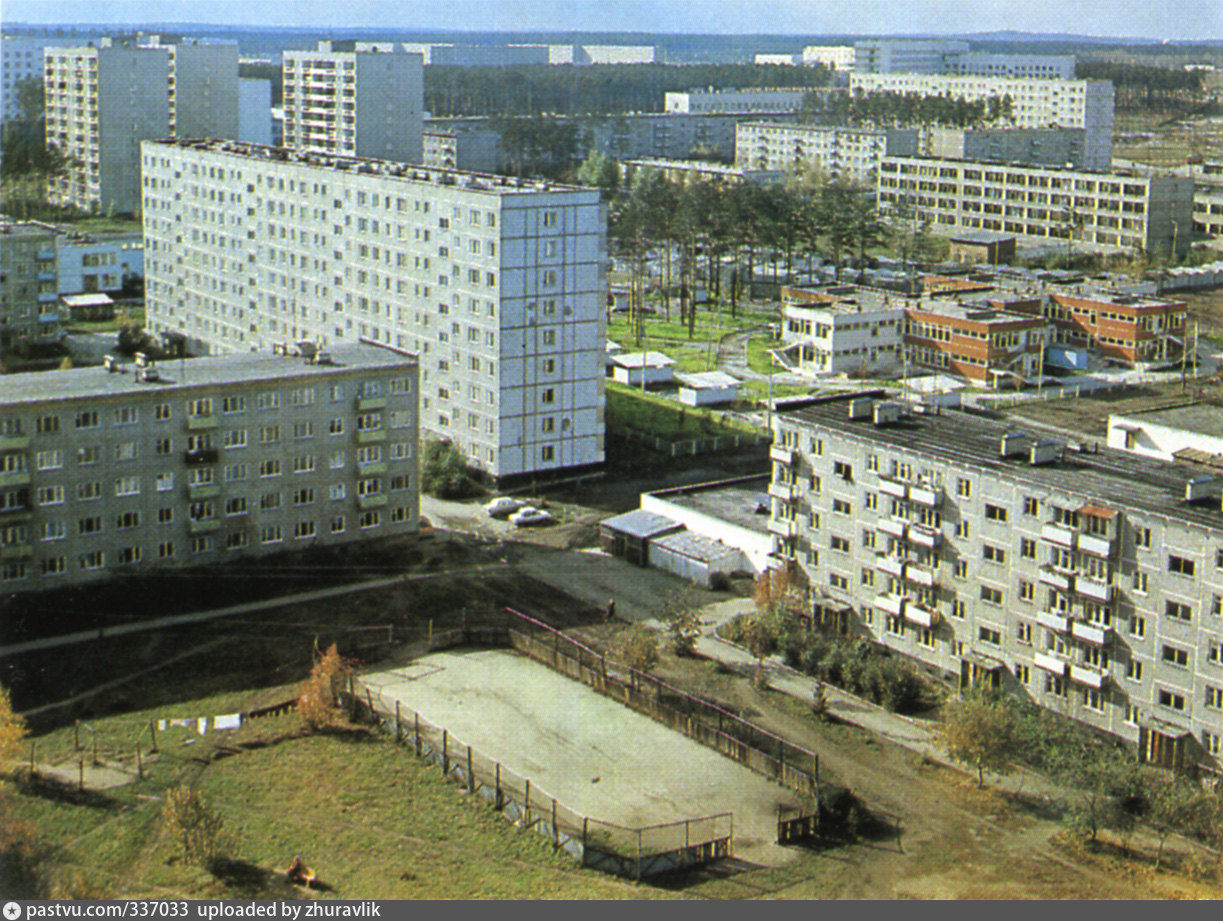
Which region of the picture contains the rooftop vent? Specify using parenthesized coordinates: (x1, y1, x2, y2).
(1029, 439, 1062, 466)
(102, 354, 123, 373)
(848, 397, 874, 421)
(1185, 476, 1218, 504)
(873, 401, 903, 426)
(1000, 430, 1029, 458)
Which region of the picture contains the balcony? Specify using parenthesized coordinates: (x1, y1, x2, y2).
(356, 396, 387, 411)
(1034, 651, 1068, 675)
(875, 593, 906, 617)
(356, 428, 386, 444)
(187, 483, 219, 500)
(1041, 524, 1074, 547)
(186, 414, 218, 431)
(0, 470, 31, 489)
(1077, 533, 1114, 558)
(904, 604, 938, 628)
(767, 518, 796, 538)
(0, 544, 33, 560)
(1036, 611, 1070, 633)
(357, 462, 387, 475)
(905, 564, 937, 588)
(188, 517, 220, 535)
(909, 485, 941, 508)
(878, 517, 907, 539)
(879, 479, 908, 499)
(0, 435, 30, 452)
(1039, 566, 1073, 592)
(183, 448, 219, 466)
(768, 482, 798, 502)
(1075, 577, 1113, 603)
(877, 555, 905, 577)
(1071, 620, 1113, 646)
(1069, 663, 1107, 689)
(357, 493, 388, 510)
(909, 524, 941, 548)
(769, 444, 797, 465)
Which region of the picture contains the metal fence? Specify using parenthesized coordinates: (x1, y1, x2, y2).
(347, 676, 732, 881)
(505, 609, 822, 801)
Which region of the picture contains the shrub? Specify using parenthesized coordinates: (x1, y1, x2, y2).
(0, 682, 27, 772)
(297, 643, 352, 733)
(161, 786, 228, 866)
(610, 623, 659, 672)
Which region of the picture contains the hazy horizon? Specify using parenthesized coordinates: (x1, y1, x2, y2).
(3, 0, 1221, 42)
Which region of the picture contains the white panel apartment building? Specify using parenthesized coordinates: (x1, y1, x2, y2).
(664, 88, 811, 114)
(878, 157, 1195, 256)
(155, 37, 240, 139)
(0, 223, 60, 351)
(2, 36, 51, 120)
(282, 41, 424, 164)
(0, 344, 419, 595)
(770, 395, 1223, 773)
(44, 40, 172, 214)
(735, 122, 920, 183)
(851, 73, 1114, 169)
(142, 139, 606, 480)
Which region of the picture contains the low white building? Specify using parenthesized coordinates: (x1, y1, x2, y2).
(776, 285, 905, 377)
(609, 351, 675, 387)
(664, 87, 811, 115)
(676, 371, 741, 406)
(640, 476, 775, 575)
(55, 229, 144, 296)
(1108, 405, 1223, 463)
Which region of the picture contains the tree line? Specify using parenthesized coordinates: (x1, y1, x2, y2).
(802, 88, 1016, 127)
(424, 62, 833, 118)
(1077, 61, 1206, 111)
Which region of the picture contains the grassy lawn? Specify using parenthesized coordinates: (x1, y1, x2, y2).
(3, 685, 673, 900)
(66, 305, 145, 334)
(59, 216, 144, 236)
(746, 336, 783, 374)
(605, 382, 764, 440)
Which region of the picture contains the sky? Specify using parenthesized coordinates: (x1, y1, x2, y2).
(2, 0, 1221, 41)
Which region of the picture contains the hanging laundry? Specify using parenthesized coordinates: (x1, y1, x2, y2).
(197, 717, 209, 735)
(214, 713, 241, 730)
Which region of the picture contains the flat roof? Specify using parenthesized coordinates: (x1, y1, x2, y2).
(780, 397, 1223, 532)
(609, 351, 674, 369)
(647, 476, 773, 535)
(1116, 404, 1223, 440)
(0, 343, 416, 407)
(676, 371, 740, 389)
(651, 530, 739, 563)
(600, 509, 684, 540)
(951, 231, 1015, 245)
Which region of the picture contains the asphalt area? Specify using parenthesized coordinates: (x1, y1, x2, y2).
(361, 648, 803, 866)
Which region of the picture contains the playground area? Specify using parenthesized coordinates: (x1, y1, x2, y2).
(360, 648, 805, 867)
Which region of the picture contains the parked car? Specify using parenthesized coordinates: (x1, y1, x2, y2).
(484, 496, 525, 519)
(510, 506, 554, 527)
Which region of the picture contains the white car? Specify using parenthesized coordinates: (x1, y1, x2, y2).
(484, 497, 525, 519)
(510, 506, 554, 527)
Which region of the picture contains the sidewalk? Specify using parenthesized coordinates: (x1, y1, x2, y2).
(669, 598, 1061, 798)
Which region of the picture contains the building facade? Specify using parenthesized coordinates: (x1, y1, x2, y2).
(2, 36, 51, 121)
(44, 40, 172, 214)
(0, 344, 420, 595)
(770, 394, 1223, 773)
(852, 39, 971, 75)
(778, 285, 906, 376)
(923, 125, 1089, 170)
(664, 88, 811, 115)
(238, 77, 274, 146)
(282, 41, 424, 164)
(802, 46, 857, 71)
(851, 73, 1114, 168)
(878, 157, 1195, 256)
(0, 223, 61, 351)
(735, 122, 920, 183)
(157, 37, 240, 139)
(141, 139, 606, 480)
(53, 228, 144, 296)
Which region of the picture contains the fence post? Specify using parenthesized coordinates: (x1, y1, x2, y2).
(92, 733, 98, 766)
(582, 817, 588, 852)
(442, 730, 448, 776)
(395, 701, 401, 743)
(467, 746, 474, 793)
(635, 829, 642, 884)
(137, 747, 143, 780)
(685, 819, 690, 849)
(414, 712, 421, 756)
(74, 720, 80, 751)
(524, 779, 531, 823)
(495, 762, 502, 810)
(149, 719, 157, 754)
(78, 758, 84, 791)
(552, 798, 558, 847)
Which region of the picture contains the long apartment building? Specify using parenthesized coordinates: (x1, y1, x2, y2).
(664, 88, 812, 114)
(44, 37, 239, 214)
(850, 40, 1075, 80)
(0, 223, 61, 351)
(735, 122, 920, 183)
(0, 344, 419, 595)
(141, 139, 606, 481)
(878, 157, 1195, 257)
(2, 36, 51, 121)
(282, 41, 423, 164)
(851, 73, 1114, 168)
(769, 394, 1223, 773)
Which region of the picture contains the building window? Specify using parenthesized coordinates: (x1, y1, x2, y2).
(1161, 645, 1189, 668)
(1165, 600, 1193, 623)
(1022, 496, 1040, 517)
(1018, 580, 1035, 602)
(979, 626, 1001, 645)
(984, 504, 1008, 522)
(833, 461, 853, 482)
(1168, 554, 1195, 577)
(1206, 686, 1223, 710)
(830, 534, 850, 553)
(1083, 689, 1105, 713)
(1157, 689, 1186, 712)
(983, 544, 1005, 564)
(956, 478, 972, 498)
(980, 586, 1003, 606)
(1132, 571, 1149, 594)
(954, 560, 968, 579)
(1135, 527, 1152, 549)
(1016, 622, 1032, 645)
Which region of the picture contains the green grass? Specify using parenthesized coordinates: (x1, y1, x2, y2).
(59, 216, 144, 236)
(4, 686, 678, 900)
(605, 383, 763, 440)
(746, 336, 783, 374)
(66, 305, 145, 334)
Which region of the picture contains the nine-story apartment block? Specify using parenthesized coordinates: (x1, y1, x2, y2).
(141, 139, 607, 481)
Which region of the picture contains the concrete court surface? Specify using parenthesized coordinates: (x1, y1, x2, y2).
(362, 648, 803, 866)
